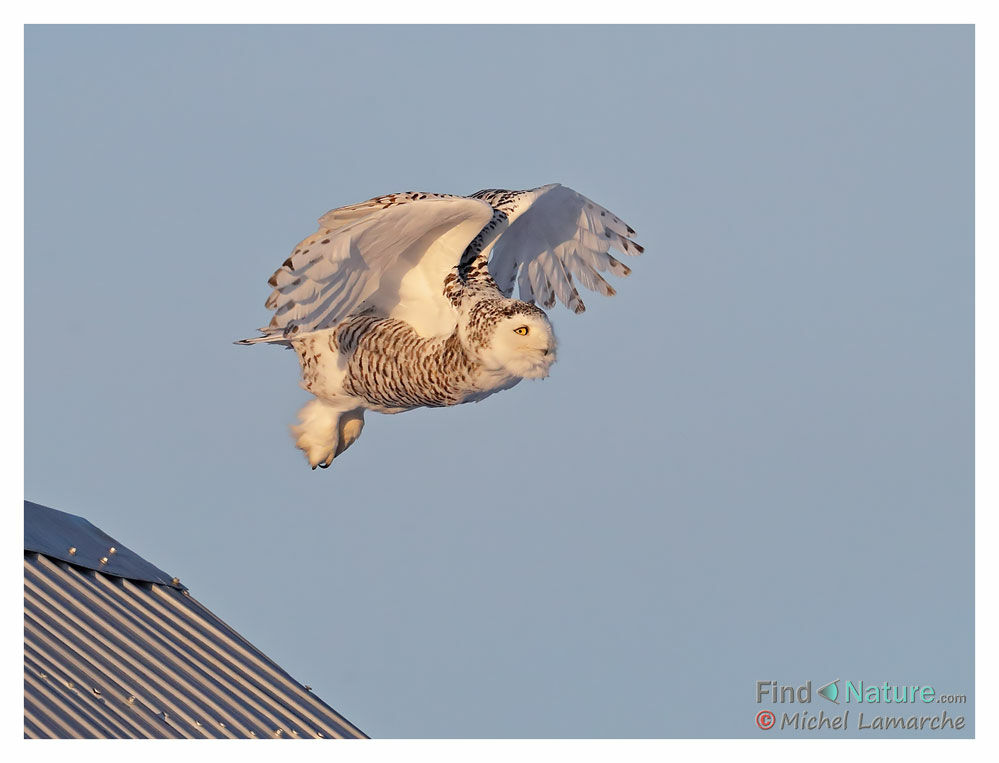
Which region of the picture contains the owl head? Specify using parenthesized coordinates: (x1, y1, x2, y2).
(472, 299, 557, 379)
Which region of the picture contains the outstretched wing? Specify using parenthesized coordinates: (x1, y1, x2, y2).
(487, 184, 643, 314)
(238, 195, 494, 344)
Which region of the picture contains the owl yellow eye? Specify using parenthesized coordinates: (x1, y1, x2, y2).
(514, 326, 529, 336)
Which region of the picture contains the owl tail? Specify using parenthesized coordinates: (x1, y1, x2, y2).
(291, 399, 366, 469)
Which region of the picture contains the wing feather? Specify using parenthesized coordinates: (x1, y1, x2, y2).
(238, 196, 494, 344)
(489, 184, 643, 313)
(315, 191, 461, 231)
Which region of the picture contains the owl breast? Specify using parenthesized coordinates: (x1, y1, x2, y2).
(293, 315, 517, 413)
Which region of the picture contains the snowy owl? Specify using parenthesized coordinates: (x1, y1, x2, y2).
(237, 184, 643, 469)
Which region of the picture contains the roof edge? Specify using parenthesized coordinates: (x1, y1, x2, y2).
(24, 500, 184, 589)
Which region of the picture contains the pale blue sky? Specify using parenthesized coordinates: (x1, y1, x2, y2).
(25, 25, 973, 737)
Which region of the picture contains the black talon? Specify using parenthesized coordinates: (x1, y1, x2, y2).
(319, 460, 331, 469)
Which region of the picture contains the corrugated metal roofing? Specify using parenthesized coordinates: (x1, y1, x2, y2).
(23, 501, 366, 739)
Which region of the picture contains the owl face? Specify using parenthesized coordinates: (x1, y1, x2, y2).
(481, 305, 557, 379)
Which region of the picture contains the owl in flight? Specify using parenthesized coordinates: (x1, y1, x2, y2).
(238, 184, 643, 469)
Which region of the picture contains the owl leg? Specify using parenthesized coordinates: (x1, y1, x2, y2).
(291, 398, 366, 469)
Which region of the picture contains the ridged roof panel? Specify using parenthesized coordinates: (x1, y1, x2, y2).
(23, 502, 366, 739)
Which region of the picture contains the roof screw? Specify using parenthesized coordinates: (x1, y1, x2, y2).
(171, 577, 180, 585)
(109, 546, 117, 554)
(304, 685, 312, 691)
(100, 556, 109, 565)
(68, 547, 77, 555)
(275, 729, 283, 736)
(127, 696, 136, 705)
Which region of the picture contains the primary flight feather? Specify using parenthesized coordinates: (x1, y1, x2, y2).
(237, 183, 644, 469)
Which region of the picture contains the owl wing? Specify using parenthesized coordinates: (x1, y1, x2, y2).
(487, 184, 643, 314)
(237, 194, 495, 344)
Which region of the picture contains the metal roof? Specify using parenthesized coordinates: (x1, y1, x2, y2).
(23, 500, 367, 739)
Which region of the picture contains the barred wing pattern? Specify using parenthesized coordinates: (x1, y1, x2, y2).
(241, 195, 495, 344)
(238, 184, 643, 346)
(484, 184, 643, 314)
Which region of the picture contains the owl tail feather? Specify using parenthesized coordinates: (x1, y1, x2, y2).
(291, 399, 366, 469)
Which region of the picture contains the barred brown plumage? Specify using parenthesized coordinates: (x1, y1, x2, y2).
(238, 183, 643, 469)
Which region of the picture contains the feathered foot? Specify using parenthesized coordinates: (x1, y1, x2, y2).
(291, 399, 366, 469)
